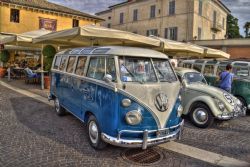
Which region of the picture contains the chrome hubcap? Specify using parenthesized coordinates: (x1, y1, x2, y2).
(89, 121, 98, 144)
(193, 108, 208, 124)
(55, 98, 60, 112)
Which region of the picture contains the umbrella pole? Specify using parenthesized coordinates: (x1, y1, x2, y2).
(41, 44, 44, 90)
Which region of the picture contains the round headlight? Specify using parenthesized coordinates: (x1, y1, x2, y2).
(121, 99, 131, 107)
(125, 110, 142, 125)
(218, 101, 225, 111)
(177, 105, 183, 117)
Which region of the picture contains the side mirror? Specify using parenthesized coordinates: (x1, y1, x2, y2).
(103, 74, 113, 83)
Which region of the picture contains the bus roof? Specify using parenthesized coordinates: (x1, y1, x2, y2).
(57, 46, 168, 59)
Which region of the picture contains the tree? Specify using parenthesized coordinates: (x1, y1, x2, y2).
(0, 50, 10, 67)
(42, 45, 57, 71)
(244, 22, 250, 38)
(226, 14, 241, 39)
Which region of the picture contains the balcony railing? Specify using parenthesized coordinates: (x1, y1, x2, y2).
(211, 22, 223, 32)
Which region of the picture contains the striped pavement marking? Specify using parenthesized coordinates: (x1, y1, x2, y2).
(1, 80, 249, 167)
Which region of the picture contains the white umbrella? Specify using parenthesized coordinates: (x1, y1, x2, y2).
(150, 36, 204, 56)
(33, 25, 161, 47)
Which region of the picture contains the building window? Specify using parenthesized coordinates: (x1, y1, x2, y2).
(120, 12, 124, 24)
(146, 29, 158, 36)
(169, 0, 175, 15)
(107, 23, 111, 28)
(72, 19, 79, 27)
(198, 27, 202, 40)
(212, 34, 216, 39)
(108, 16, 111, 20)
(213, 11, 217, 27)
(133, 9, 138, 21)
(150, 5, 156, 18)
(10, 9, 20, 23)
(169, 27, 178, 40)
(199, 0, 203, 16)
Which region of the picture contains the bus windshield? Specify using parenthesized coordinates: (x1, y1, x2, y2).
(119, 57, 177, 83)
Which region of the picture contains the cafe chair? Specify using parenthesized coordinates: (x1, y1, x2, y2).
(23, 70, 39, 84)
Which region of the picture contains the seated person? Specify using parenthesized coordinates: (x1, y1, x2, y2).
(24, 66, 39, 78)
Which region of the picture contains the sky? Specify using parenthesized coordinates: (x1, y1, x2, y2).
(48, 0, 250, 36)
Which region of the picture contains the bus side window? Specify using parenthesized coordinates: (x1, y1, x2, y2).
(183, 63, 192, 69)
(66, 56, 76, 73)
(193, 64, 202, 72)
(87, 57, 105, 80)
(204, 65, 214, 76)
(106, 58, 116, 82)
(75, 57, 87, 76)
(53, 56, 61, 70)
(59, 56, 68, 71)
(217, 66, 225, 76)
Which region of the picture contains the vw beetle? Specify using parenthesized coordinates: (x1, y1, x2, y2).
(175, 67, 246, 128)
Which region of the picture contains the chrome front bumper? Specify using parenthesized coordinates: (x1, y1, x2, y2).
(101, 120, 184, 150)
(216, 106, 246, 120)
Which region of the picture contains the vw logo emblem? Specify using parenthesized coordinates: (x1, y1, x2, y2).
(155, 93, 168, 112)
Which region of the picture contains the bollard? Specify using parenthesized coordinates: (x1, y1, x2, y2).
(7, 67, 10, 82)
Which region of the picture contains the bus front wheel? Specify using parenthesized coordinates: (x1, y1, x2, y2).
(87, 115, 107, 150)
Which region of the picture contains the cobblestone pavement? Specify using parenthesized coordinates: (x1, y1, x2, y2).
(0, 84, 249, 167)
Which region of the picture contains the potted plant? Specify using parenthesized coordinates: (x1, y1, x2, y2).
(0, 50, 10, 78)
(43, 45, 56, 89)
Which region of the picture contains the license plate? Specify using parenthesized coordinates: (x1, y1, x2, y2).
(157, 129, 169, 137)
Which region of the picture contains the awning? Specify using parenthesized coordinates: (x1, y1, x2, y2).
(33, 25, 161, 47)
(0, 29, 51, 47)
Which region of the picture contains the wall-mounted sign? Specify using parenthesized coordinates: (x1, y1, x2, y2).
(39, 18, 57, 31)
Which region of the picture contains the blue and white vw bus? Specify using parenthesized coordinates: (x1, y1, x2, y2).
(49, 46, 184, 150)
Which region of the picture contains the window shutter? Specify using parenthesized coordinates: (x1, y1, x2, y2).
(175, 27, 178, 41)
(165, 28, 168, 39)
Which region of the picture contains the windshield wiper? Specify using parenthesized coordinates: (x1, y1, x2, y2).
(121, 64, 144, 84)
(154, 66, 172, 83)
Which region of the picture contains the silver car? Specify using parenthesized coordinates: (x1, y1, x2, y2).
(175, 67, 246, 128)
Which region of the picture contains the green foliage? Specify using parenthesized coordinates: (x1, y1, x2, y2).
(227, 14, 242, 39)
(0, 50, 10, 66)
(244, 22, 250, 38)
(42, 45, 56, 71)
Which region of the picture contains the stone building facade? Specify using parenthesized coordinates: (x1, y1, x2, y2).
(96, 0, 230, 42)
(0, 0, 103, 34)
